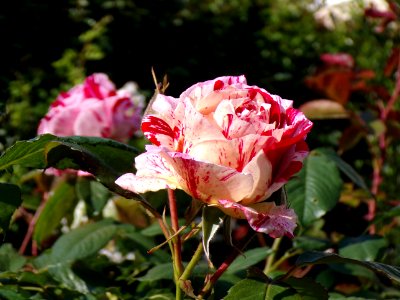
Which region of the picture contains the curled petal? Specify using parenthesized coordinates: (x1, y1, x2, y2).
(218, 200, 297, 238)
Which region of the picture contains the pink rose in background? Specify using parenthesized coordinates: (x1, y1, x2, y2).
(38, 73, 144, 142)
(116, 75, 313, 238)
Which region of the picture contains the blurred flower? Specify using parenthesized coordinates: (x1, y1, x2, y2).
(364, 1, 398, 33)
(116, 75, 312, 238)
(320, 53, 355, 68)
(313, 0, 389, 30)
(38, 73, 144, 142)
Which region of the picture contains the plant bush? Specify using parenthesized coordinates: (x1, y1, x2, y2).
(1, 0, 400, 299)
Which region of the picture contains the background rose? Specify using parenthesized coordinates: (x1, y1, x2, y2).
(116, 75, 312, 238)
(38, 73, 144, 142)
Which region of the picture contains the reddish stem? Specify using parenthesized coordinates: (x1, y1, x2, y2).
(168, 189, 184, 275)
(19, 193, 48, 255)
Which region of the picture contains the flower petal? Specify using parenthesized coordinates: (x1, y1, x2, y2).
(240, 150, 273, 204)
(218, 200, 297, 238)
(116, 145, 254, 203)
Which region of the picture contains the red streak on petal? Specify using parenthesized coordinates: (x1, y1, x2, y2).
(181, 159, 200, 199)
(142, 116, 174, 146)
(251, 214, 270, 231)
(214, 80, 224, 91)
(51, 94, 68, 107)
(248, 89, 257, 100)
(237, 139, 245, 172)
(222, 114, 233, 138)
(84, 76, 105, 99)
(220, 170, 237, 182)
(112, 97, 130, 115)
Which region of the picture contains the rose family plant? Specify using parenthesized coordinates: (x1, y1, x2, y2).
(2, 72, 400, 299)
(116, 75, 313, 238)
(38, 72, 144, 142)
(113, 75, 313, 297)
(18, 73, 145, 255)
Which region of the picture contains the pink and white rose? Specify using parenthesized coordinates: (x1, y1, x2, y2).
(38, 73, 144, 142)
(115, 75, 312, 238)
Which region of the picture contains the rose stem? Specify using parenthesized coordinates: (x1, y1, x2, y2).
(263, 237, 282, 275)
(179, 242, 203, 289)
(168, 188, 184, 299)
(19, 193, 48, 255)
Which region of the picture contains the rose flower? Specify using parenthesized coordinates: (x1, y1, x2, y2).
(38, 73, 144, 142)
(116, 75, 312, 238)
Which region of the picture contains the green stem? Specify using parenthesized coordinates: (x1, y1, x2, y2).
(264, 237, 282, 275)
(270, 249, 302, 271)
(180, 242, 204, 282)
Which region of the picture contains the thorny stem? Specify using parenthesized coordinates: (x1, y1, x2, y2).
(168, 189, 184, 300)
(197, 233, 256, 299)
(263, 237, 282, 275)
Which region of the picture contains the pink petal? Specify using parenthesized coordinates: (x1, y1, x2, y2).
(115, 173, 171, 194)
(83, 73, 116, 99)
(115, 145, 254, 203)
(38, 106, 78, 136)
(188, 134, 269, 172)
(218, 200, 297, 238)
(180, 76, 247, 106)
(148, 94, 179, 126)
(240, 150, 273, 205)
(141, 115, 175, 148)
(73, 100, 106, 137)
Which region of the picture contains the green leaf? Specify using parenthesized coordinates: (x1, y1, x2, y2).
(283, 277, 328, 300)
(140, 222, 164, 237)
(44, 136, 138, 194)
(0, 134, 142, 202)
(47, 264, 88, 294)
(335, 236, 388, 279)
(33, 180, 78, 245)
(89, 181, 110, 214)
(293, 236, 331, 251)
(51, 219, 117, 264)
(0, 183, 22, 231)
(117, 224, 170, 263)
(202, 206, 224, 262)
(286, 150, 343, 227)
(137, 263, 174, 282)
(0, 287, 27, 300)
(225, 278, 298, 300)
(0, 134, 55, 171)
(339, 235, 387, 261)
(227, 247, 272, 274)
(0, 244, 26, 272)
(294, 251, 400, 285)
(317, 148, 370, 193)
